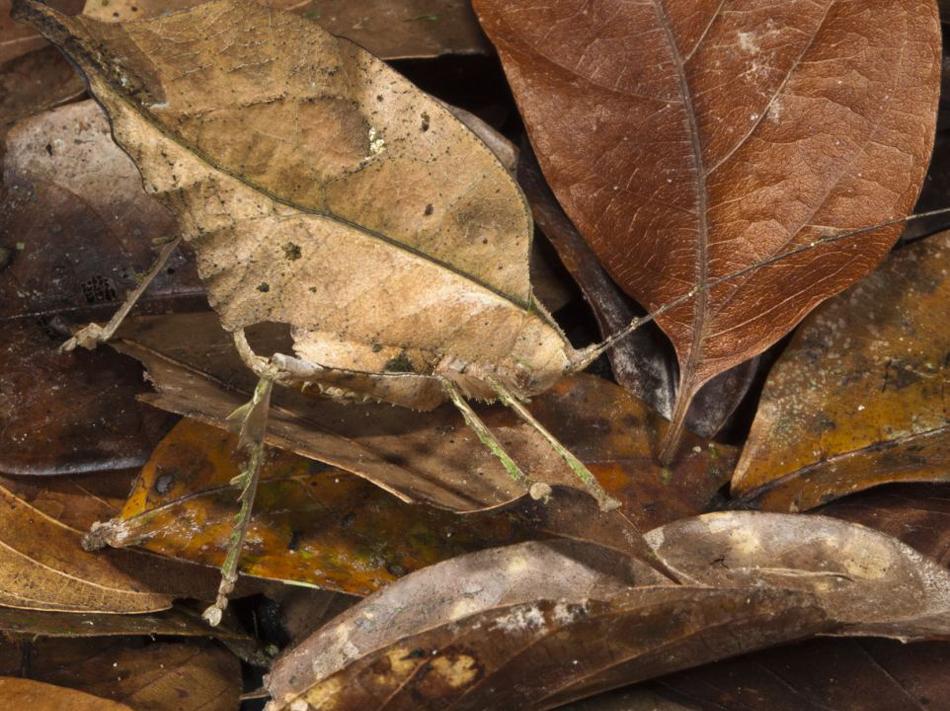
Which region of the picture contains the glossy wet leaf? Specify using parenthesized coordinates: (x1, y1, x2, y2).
(17, 0, 577, 413)
(732, 231, 950, 511)
(114, 312, 735, 517)
(475, 0, 941, 449)
(0, 638, 241, 711)
(0, 677, 134, 711)
(82, 0, 489, 60)
(266, 513, 950, 709)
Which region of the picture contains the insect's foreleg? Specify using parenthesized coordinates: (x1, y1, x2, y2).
(61, 235, 182, 352)
(486, 377, 620, 512)
(202, 373, 274, 626)
(440, 378, 552, 502)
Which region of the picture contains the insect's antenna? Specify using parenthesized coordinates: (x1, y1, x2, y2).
(572, 206, 950, 370)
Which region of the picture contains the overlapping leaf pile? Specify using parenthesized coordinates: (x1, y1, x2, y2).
(1, 1, 948, 709)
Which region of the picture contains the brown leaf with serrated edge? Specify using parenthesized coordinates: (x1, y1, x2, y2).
(112, 311, 735, 518)
(82, 413, 722, 593)
(475, 0, 941, 456)
(266, 513, 950, 709)
(0, 678, 134, 711)
(0, 639, 241, 711)
(81, 0, 489, 60)
(732, 232, 950, 512)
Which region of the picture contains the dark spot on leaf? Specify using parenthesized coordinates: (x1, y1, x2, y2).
(282, 242, 302, 260)
(421, 111, 430, 132)
(384, 352, 415, 373)
(45, 143, 53, 156)
(387, 562, 407, 577)
(287, 530, 301, 551)
(257, 282, 270, 293)
(423, 203, 434, 216)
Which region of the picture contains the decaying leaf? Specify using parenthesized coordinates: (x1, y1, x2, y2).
(1, 100, 202, 322)
(818, 483, 950, 567)
(0, 46, 83, 143)
(113, 312, 734, 516)
(475, 0, 942, 456)
(0, 638, 242, 711)
(646, 512, 950, 641)
(0, 469, 136, 530)
(518, 146, 759, 439)
(81, 0, 489, 60)
(0, 605, 243, 639)
(0, 677, 134, 711)
(732, 231, 950, 511)
(265, 512, 950, 708)
(652, 637, 950, 711)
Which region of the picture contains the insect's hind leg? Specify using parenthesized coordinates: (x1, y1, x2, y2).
(486, 377, 620, 512)
(440, 378, 552, 502)
(61, 236, 182, 352)
(202, 372, 274, 626)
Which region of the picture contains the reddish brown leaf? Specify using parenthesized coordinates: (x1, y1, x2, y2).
(475, 0, 941, 455)
(0, 678, 134, 711)
(0, 46, 83, 144)
(0, 0, 83, 64)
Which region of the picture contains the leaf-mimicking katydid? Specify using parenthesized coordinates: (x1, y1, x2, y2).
(13, 0, 943, 623)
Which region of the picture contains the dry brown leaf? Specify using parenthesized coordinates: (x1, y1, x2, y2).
(0, 639, 241, 710)
(732, 231, 950, 511)
(0, 605, 243, 639)
(0, 483, 171, 613)
(0, 677, 134, 711)
(81, 0, 489, 60)
(112, 311, 734, 516)
(265, 512, 950, 709)
(475, 0, 942, 455)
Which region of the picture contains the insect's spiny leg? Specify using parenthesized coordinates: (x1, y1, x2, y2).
(202, 374, 274, 626)
(61, 235, 182, 352)
(440, 378, 552, 501)
(486, 377, 620, 512)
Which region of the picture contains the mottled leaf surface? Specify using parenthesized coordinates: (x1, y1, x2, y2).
(733, 232, 950, 511)
(476, 0, 941, 437)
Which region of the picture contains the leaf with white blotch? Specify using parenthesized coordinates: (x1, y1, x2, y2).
(475, 0, 942, 456)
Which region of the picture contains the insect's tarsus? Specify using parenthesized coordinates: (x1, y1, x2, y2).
(202, 373, 274, 626)
(487, 377, 620, 512)
(60, 235, 182, 352)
